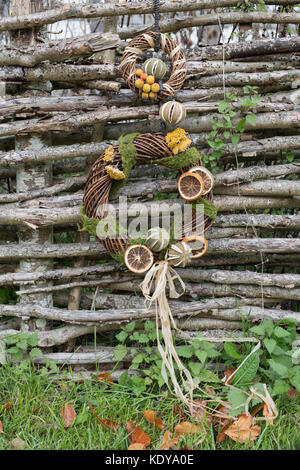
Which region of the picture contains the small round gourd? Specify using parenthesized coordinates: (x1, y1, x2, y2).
(159, 101, 186, 125)
(146, 227, 170, 252)
(166, 242, 192, 268)
(143, 58, 167, 80)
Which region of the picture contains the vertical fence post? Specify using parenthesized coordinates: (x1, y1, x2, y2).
(9, 0, 53, 335)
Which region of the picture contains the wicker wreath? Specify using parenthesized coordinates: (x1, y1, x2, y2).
(83, 132, 216, 257)
(120, 31, 186, 99)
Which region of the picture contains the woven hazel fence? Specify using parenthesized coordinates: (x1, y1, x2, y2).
(0, 0, 299, 377)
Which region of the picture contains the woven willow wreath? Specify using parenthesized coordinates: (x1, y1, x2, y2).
(82, 131, 217, 258)
(120, 31, 186, 99)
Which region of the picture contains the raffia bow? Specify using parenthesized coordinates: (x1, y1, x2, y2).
(140, 260, 195, 406)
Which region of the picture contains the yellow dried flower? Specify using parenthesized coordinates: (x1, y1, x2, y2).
(105, 165, 126, 180)
(165, 128, 192, 155)
(103, 145, 115, 162)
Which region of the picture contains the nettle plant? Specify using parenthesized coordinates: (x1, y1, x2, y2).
(204, 85, 260, 171)
(4, 331, 59, 376)
(114, 320, 222, 394)
(249, 318, 300, 395)
(113, 317, 300, 400)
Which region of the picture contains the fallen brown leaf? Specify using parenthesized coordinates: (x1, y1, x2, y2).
(172, 403, 187, 421)
(286, 387, 299, 399)
(190, 400, 212, 425)
(158, 430, 178, 450)
(144, 410, 164, 430)
(131, 425, 151, 448)
(222, 367, 236, 385)
(125, 420, 136, 437)
(2, 402, 13, 411)
(224, 413, 260, 444)
(128, 443, 146, 450)
(60, 402, 76, 429)
(0, 421, 4, 434)
(263, 403, 275, 426)
(89, 402, 120, 432)
(175, 421, 201, 437)
(97, 372, 113, 384)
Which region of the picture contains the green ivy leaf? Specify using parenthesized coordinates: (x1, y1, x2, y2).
(231, 134, 240, 146)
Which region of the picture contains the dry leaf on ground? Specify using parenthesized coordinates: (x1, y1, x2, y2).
(89, 402, 120, 432)
(158, 430, 178, 450)
(263, 403, 275, 426)
(190, 400, 212, 425)
(128, 443, 146, 450)
(224, 413, 260, 443)
(175, 421, 201, 437)
(172, 403, 187, 421)
(60, 402, 76, 429)
(125, 421, 136, 436)
(125, 420, 151, 448)
(286, 388, 299, 399)
(2, 402, 13, 411)
(144, 410, 164, 430)
(222, 367, 236, 385)
(97, 372, 113, 384)
(0, 421, 4, 434)
(131, 425, 151, 448)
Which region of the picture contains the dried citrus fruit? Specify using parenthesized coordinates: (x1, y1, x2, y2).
(178, 172, 204, 201)
(182, 235, 208, 259)
(189, 166, 214, 195)
(124, 245, 154, 274)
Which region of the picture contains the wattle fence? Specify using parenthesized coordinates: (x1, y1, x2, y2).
(0, 0, 299, 378)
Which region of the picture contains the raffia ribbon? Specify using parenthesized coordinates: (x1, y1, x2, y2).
(140, 260, 195, 406)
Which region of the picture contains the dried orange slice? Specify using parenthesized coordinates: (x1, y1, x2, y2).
(124, 244, 154, 274)
(189, 166, 214, 196)
(178, 172, 204, 201)
(182, 235, 208, 259)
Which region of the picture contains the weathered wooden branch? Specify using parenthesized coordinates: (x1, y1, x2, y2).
(3, 262, 300, 289)
(0, 141, 106, 167)
(3, 101, 300, 137)
(215, 180, 300, 197)
(215, 162, 300, 185)
(1, 193, 300, 227)
(2, 0, 297, 32)
(188, 70, 300, 88)
(0, 32, 119, 67)
(193, 37, 300, 60)
(0, 300, 298, 327)
(0, 95, 294, 122)
(119, 13, 300, 40)
(2, 57, 299, 85)
(104, 111, 300, 140)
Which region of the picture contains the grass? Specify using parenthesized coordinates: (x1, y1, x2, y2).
(0, 364, 299, 450)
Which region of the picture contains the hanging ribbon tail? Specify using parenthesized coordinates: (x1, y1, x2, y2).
(140, 260, 195, 406)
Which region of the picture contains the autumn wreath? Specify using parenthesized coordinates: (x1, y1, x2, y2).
(81, 30, 218, 406)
